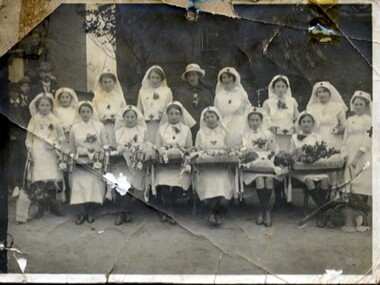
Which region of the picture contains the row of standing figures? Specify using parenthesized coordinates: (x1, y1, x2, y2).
(12, 63, 372, 231)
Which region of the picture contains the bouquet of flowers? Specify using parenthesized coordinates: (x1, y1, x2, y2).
(273, 151, 294, 168)
(296, 141, 340, 164)
(123, 137, 157, 170)
(158, 144, 185, 164)
(293, 141, 344, 170)
(57, 151, 75, 172)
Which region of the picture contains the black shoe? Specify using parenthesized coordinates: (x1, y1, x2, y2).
(50, 203, 65, 217)
(317, 213, 326, 228)
(256, 211, 264, 225)
(264, 211, 272, 227)
(87, 215, 95, 223)
(76, 214, 86, 225)
(115, 213, 125, 226)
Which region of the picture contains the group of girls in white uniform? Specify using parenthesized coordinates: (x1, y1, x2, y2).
(24, 63, 372, 229)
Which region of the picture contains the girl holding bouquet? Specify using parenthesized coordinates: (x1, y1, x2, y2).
(290, 111, 329, 227)
(92, 68, 127, 147)
(262, 75, 299, 207)
(137, 65, 173, 143)
(109, 105, 148, 225)
(193, 106, 234, 226)
(154, 101, 195, 224)
(26, 93, 65, 218)
(240, 107, 278, 227)
(69, 101, 108, 225)
(54, 87, 79, 203)
(214, 67, 251, 147)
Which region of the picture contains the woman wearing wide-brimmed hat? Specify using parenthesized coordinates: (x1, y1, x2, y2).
(174, 63, 213, 143)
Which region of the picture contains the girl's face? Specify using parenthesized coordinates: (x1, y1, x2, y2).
(59, 92, 72, 107)
(101, 76, 115, 92)
(167, 107, 181, 124)
(149, 71, 162, 88)
(248, 114, 262, 130)
(273, 80, 288, 98)
(187, 71, 200, 87)
(300, 115, 314, 133)
(221, 73, 234, 86)
(20, 83, 30, 95)
(38, 99, 52, 116)
(316, 87, 330, 104)
(204, 111, 218, 129)
(123, 110, 137, 128)
(80, 106, 93, 122)
(353, 97, 367, 115)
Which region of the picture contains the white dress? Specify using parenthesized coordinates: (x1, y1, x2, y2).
(214, 87, 251, 147)
(137, 86, 173, 143)
(25, 113, 64, 183)
(241, 128, 278, 185)
(342, 114, 372, 196)
(307, 102, 346, 186)
(114, 126, 146, 191)
(307, 102, 346, 150)
(154, 122, 192, 190)
(263, 96, 298, 151)
(92, 90, 127, 146)
(55, 106, 76, 151)
(289, 132, 329, 183)
(193, 126, 234, 201)
(69, 120, 107, 205)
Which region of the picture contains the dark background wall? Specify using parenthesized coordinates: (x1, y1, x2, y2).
(13, 4, 372, 109)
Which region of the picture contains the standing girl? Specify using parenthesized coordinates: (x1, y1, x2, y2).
(306, 81, 347, 188)
(92, 68, 126, 147)
(154, 101, 195, 224)
(342, 91, 372, 197)
(26, 93, 65, 218)
(262, 75, 299, 207)
(111, 105, 147, 225)
(241, 107, 278, 227)
(290, 111, 329, 226)
(69, 101, 108, 225)
(194, 106, 234, 226)
(214, 67, 251, 147)
(54, 87, 79, 203)
(137, 65, 173, 143)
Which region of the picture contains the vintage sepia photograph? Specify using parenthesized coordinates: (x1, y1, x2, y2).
(0, 1, 377, 283)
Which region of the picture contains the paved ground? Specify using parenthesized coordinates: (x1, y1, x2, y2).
(6, 187, 372, 277)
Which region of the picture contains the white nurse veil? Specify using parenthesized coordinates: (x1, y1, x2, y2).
(267, 75, 293, 99)
(307, 81, 348, 111)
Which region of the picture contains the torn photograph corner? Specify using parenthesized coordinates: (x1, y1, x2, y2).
(0, 0, 379, 283)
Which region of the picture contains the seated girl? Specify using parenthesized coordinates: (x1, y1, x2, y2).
(110, 105, 148, 226)
(194, 106, 234, 226)
(240, 107, 278, 227)
(154, 101, 195, 224)
(289, 111, 329, 227)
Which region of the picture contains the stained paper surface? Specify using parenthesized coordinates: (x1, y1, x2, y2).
(0, 0, 379, 284)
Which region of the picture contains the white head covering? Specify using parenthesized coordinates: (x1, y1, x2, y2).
(114, 105, 147, 133)
(307, 81, 348, 111)
(215, 67, 244, 95)
(350, 90, 372, 116)
(54, 87, 79, 109)
(141, 65, 169, 90)
(268, 75, 293, 99)
(295, 111, 320, 133)
(199, 106, 227, 131)
(93, 68, 124, 103)
(245, 106, 272, 131)
(160, 101, 196, 128)
(72, 100, 100, 124)
(29, 92, 55, 117)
